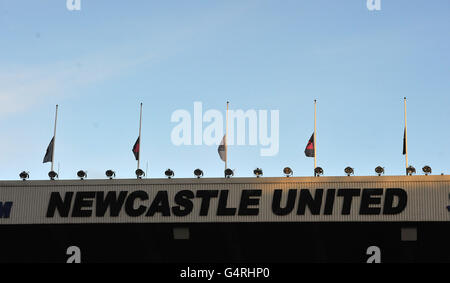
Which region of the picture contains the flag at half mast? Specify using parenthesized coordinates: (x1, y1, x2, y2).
(218, 135, 226, 162)
(43, 137, 55, 163)
(304, 133, 315, 157)
(403, 128, 407, 155)
(43, 104, 58, 167)
(132, 137, 140, 160)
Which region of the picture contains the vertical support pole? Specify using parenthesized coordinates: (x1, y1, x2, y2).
(404, 97, 408, 175)
(51, 104, 58, 172)
(138, 103, 143, 170)
(314, 100, 317, 176)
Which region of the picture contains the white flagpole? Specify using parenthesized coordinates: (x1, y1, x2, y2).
(225, 101, 229, 173)
(314, 99, 317, 173)
(138, 103, 143, 170)
(404, 97, 408, 175)
(51, 104, 58, 172)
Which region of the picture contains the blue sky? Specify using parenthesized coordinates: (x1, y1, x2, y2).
(0, 0, 449, 180)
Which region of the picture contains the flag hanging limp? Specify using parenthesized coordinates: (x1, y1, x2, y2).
(43, 137, 54, 163)
(132, 137, 140, 160)
(304, 133, 315, 157)
(402, 128, 407, 155)
(218, 135, 226, 162)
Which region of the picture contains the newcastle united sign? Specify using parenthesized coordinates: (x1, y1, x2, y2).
(0, 175, 449, 224)
(45, 188, 408, 218)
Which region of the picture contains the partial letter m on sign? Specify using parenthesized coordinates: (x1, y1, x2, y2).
(0, 202, 13, 218)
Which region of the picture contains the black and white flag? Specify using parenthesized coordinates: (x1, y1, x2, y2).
(218, 135, 226, 162)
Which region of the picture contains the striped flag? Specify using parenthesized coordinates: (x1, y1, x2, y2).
(218, 135, 226, 162)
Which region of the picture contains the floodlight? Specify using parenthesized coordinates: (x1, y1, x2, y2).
(406, 166, 416, 176)
(253, 168, 263, 178)
(375, 166, 384, 176)
(283, 167, 293, 177)
(422, 166, 432, 175)
(194, 169, 203, 178)
(77, 170, 87, 180)
(344, 167, 354, 176)
(165, 169, 174, 179)
(105, 170, 116, 179)
(224, 168, 234, 178)
(135, 169, 145, 179)
(48, 171, 58, 180)
(314, 167, 323, 177)
(19, 171, 29, 181)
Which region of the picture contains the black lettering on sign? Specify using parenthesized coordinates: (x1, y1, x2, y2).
(323, 189, 336, 215)
(0, 202, 12, 218)
(72, 192, 95, 217)
(196, 190, 219, 216)
(125, 190, 148, 217)
(297, 189, 323, 215)
(172, 190, 194, 217)
(44, 187, 408, 219)
(238, 190, 261, 216)
(360, 189, 382, 215)
(146, 191, 171, 216)
(96, 191, 128, 217)
(46, 192, 73, 217)
(217, 190, 236, 216)
(272, 189, 297, 216)
(337, 189, 361, 215)
(383, 188, 407, 214)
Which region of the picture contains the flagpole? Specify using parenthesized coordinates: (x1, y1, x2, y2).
(51, 104, 58, 172)
(404, 97, 408, 175)
(225, 101, 229, 174)
(314, 99, 317, 174)
(138, 103, 143, 170)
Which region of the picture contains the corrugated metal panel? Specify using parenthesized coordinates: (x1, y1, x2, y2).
(0, 175, 448, 224)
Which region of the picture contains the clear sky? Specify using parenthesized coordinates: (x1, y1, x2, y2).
(0, 0, 449, 180)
